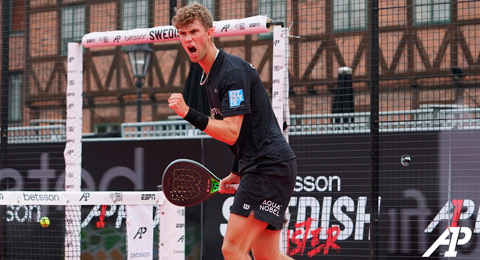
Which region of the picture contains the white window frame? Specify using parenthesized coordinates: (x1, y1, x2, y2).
(187, 0, 215, 16)
(258, 0, 287, 39)
(414, 0, 451, 26)
(9, 73, 23, 123)
(333, 0, 367, 32)
(122, 0, 149, 30)
(61, 6, 85, 56)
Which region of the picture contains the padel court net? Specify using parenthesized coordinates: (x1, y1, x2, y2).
(0, 191, 181, 259)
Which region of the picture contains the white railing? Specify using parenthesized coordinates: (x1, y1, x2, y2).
(5, 107, 480, 143)
(7, 125, 66, 143)
(288, 107, 480, 135)
(119, 107, 480, 138)
(121, 120, 207, 138)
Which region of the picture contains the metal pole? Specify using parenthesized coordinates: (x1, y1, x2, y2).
(169, 0, 177, 24)
(369, 0, 380, 260)
(0, 1, 11, 257)
(1, 0, 11, 170)
(136, 78, 143, 122)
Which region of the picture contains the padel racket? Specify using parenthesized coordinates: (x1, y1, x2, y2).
(162, 159, 238, 207)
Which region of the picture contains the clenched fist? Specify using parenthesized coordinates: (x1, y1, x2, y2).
(168, 93, 189, 118)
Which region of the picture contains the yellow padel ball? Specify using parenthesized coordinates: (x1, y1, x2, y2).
(40, 216, 50, 228)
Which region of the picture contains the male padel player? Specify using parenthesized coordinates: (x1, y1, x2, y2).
(168, 3, 296, 260)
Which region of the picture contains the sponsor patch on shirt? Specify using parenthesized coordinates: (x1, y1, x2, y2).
(228, 89, 244, 108)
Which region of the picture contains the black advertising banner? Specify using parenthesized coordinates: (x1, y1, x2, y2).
(286, 134, 372, 259)
(202, 134, 374, 259)
(0, 143, 66, 191)
(0, 139, 231, 192)
(428, 131, 480, 259)
(377, 132, 441, 259)
(201, 132, 480, 259)
(82, 139, 205, 191)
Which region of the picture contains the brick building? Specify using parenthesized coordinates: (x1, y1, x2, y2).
(1, 0, 479, 134)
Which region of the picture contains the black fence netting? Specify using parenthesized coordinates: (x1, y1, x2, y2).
(1, 0, 480, 259)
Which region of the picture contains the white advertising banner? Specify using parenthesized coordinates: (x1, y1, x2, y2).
(82, 15, 272, 48)
(0, 191, 163, 206)
(159, 200, 185, 260)
(127, 205, 154, 260)
(272, 26, 290, 139)
(65, 42, 83, 259)
(65, 42, 83, 192)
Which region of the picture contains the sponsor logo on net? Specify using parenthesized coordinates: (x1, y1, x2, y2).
(129, 252, 151, 259)
(148, 28, 179, 41)
(221, 24, 230, 32)
(141, 193, 156, 200)
(79, 192, 91, 201)
(124, 35, 147, 42)
(235, 23, 246, 30)
(110, 192, 123, 203)
(23, 193, 60, 202)
(134, 227, 148, 239)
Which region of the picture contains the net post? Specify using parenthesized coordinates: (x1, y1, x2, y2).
(158, 195, 185, 259)
(272, 24, 291, 255)
(82, 16, 273, 48)
(65, 42, 83, 259)
(272, 24, 290, 141)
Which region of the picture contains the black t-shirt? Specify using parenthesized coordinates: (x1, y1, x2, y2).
(203, 49, 295, 174)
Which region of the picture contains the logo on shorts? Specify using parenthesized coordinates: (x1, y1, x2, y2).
(259, 200, 281, 217)
(228, 89, 244, 108)
(243, 203, 250, 210)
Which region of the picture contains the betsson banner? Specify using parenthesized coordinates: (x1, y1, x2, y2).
(127, 205, 154, 260)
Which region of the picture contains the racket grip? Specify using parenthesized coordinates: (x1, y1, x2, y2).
(226, 184, 239, 190)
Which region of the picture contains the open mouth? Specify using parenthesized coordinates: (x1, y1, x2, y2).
(188, 46, 197, 54)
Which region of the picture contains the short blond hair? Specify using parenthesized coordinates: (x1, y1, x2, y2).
(172, 3, 213, 30)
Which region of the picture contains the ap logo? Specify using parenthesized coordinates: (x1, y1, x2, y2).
(423, 199, 476, 257)
(422, 227, 472, 257)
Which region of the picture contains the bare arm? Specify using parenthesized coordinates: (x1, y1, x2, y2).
(204, 114, 243, 145)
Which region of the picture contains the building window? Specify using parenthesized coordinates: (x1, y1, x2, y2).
(61, 6, 85, 56)
(187, 0, 215, 16)
(414, 0, 451, 25)
(258, 0, 286, 39)
(122, 0, 149, 30)
(10, 0, 26, 34)
(95, 123, 121, 134)
(9, 73, 23, 123)
(333, 0, 367, 32)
